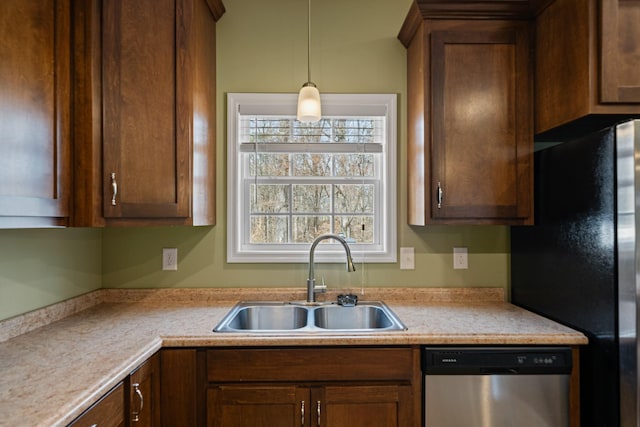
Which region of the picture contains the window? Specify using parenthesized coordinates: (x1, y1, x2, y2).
(227, 93, 396, 263)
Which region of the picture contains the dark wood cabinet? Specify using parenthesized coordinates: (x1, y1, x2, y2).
(73, 0, 224, 227)
(399, 3, 533, 225)
(0, 0, 72, 228)
(534, 0, 640, 135)
(67, 354, 159, 427)
(127, 353, 160, 426)
(206, 347, 420, 427)
(207, 384, 412, 427)
(160, 348, 205, 426)
(156, 347, 422, 426)
(68, 382, 125, 427)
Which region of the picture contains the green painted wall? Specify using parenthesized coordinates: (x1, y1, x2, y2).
(0, 0, 510, 321)
(102, 0, 511, 291)
(0, 228, 102, 320)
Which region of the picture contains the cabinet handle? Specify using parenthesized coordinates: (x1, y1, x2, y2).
(132, 383, 144, 422)
(437, 181, 443, 209)
(316, 401, 321, 426)
(110, 173, 118, 206)
(301, 400, 305, 427)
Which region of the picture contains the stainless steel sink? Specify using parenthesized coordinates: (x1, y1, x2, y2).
(313, 305, 398, 330)
(214, 301, 407, 333)
(216, 303, 308, 331)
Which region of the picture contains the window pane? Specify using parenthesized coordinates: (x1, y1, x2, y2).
(334, 184, 374, 213)
(333, 119, 376, 143)
(335, 216, 374, 243)
(248, 118, 290, 143)
(251, 215, 289, 243)
(250, 184, 290, 213)
(292, 184, 331, 213)
(291, 120, 332, 143)
(293, 216, 331, 243)
(292, 153, 332, 176)
(334, 153, 375, 177)
(249, 153, 290, 176)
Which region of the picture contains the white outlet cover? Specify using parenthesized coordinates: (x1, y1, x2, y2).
(162, 248, 178, 271)
(453, 247, 468, 270)
(400, 247, 415, 270)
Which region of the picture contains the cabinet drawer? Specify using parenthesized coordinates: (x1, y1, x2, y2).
(207, 347, 415, 382)
(68, 382, 124, 427)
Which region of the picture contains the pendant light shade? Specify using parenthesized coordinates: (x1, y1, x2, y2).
(297, 0, 321, 123)
(297, 82, 321, 122)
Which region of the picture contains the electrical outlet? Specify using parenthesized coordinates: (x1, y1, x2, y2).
(453, 247, 468, 270)
(162, 248, 178, 271)
(400, 247, 415, 270)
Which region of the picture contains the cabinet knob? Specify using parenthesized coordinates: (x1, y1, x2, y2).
(316, 400, 321, 426)
(437, 181, 443, 209)
(301, 400, 305, 427)
(131, 383, 144, 422)
(110, 173, 118, 206)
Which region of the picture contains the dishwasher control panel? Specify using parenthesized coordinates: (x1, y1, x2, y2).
(423, 347, 572, 375)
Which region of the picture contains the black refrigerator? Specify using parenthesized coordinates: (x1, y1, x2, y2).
(511, 119, 640, 427)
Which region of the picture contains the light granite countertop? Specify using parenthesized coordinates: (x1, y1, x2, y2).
(0, 288, 587, 427)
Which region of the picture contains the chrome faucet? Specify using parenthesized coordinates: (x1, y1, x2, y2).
(307, 234, 356, 303)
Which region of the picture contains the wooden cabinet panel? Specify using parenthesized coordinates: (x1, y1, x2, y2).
(399, 10, 533, 225)
(102, 0, 189, 220)
(431, 26, 531, 222)
(207, 385, 307, 427)
(600, 0, 640, 103)
(0, 0, 71, 227)
(317, 385, 413, 427)
(206, 347, 421, 427)
(207, 347, 415, 382)
(128, 353, 160, 426)
(160, 348, 206, 426)
(68, 382, 125, 427)
(73, 0, 223, 227)
(535, 0, 640, 135)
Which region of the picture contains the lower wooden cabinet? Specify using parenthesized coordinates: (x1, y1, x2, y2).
(127, 352, 160, 426)
(68, 382, 125, 427)
(158, 347, 421, 427)
(68, 353, 159, 427)
(205, 347, 421, 427)
(208, 384, 413, 427)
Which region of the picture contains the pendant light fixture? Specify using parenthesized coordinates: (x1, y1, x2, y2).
(296, 0, 321, 122)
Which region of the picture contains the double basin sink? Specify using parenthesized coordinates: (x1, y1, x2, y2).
(214, 301, 407, 333)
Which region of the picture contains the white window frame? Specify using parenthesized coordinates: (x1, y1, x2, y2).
(227, 93, 397, 263)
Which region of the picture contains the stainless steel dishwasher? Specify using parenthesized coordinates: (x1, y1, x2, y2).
(423, 347, 572, 427)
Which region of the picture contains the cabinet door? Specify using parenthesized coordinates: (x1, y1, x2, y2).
(430, 23, 532, 223)
(102, 0, 190, 220)
(128, 353, 160, 427)
(313, 385, 413, 427)
(69, 382, 125, 427)
(207, 385, 308, 427)
(600, 0, 640, 103)
(0, 0, 71, 227)
(160, 349, 203, 426)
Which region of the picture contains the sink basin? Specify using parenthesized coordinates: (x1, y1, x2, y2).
(313, 305, 397, 330)
(214, 303, 308, 332)
(213, 301, 406, 333)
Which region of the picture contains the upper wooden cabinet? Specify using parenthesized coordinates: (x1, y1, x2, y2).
(399, 2, 533, 225)
(73, 0, 224, 226)
(0, 0, 72, 228)
(534, 0, 640, 135)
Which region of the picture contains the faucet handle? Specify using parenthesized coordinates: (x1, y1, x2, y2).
(315, 276, 327, 293)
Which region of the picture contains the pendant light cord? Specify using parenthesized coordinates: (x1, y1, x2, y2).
(307, 0, 311, 83)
